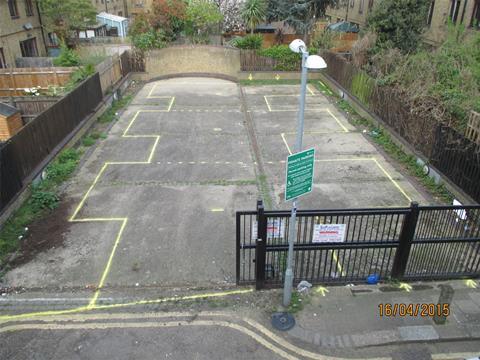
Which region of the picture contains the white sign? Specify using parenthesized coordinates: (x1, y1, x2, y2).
(312, 224, 347, 243)
(251, 219, 286, 240)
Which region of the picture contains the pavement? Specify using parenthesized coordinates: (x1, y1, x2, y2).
(0, 280, 479, 359)
(0, 78, 479, 359)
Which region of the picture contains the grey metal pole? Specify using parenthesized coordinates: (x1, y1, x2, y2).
(283, 49, 309, 307)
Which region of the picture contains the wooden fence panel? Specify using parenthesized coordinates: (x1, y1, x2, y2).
(96, 55, 123, 95)
(240, 50, 278, 71)
(0, 67, 76, 96)
(0, 74, 102, 211)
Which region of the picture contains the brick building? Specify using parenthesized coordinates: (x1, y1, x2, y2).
(0, 0, 47, 68)
(92, 0, 129, 17)
(325, 0, 480, 46)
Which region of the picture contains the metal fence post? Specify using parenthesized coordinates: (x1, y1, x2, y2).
(392, 202, 419, 279)
(255, 200, 267, 290)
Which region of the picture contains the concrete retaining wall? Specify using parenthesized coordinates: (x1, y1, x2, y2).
(144, 46, 241, 81)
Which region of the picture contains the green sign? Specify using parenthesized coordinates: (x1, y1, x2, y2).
(285, 148, 315, 201)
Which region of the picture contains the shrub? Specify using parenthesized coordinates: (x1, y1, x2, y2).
(53, 42, 81, 67)
(259, 45, 318, 71)
(132, 29, 167, 51)
(312, 30, 339, 50)
(231, 34, 263, 49)
(29, 191, 59, 211)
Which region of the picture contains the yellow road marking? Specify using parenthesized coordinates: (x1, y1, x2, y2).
(0, 320, 299, 360)
(0, 290, 254, 323)
(264, 95, 272, 112)
(326, 109, 349, 133)
(0, 311, 392, 360)
(68, 105, 174, 311)
(372, 158, 412, 203)
(330, 250, 346, 277)
(281, 133, 292, 155)
(211, 208, 224, 212)
(307, 84, 315, 95)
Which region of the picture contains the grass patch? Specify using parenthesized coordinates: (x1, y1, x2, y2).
(0, 149, 81, 266)
(82, 136, 96, 147)
(98, 95, 133, 124)
(0, 92, 133, 269)
(257, 174, 273, 209)
(287, 291, 309, 314)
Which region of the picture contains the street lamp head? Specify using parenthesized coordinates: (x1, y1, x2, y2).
(289, 39, 306, 53)
(305, 55, 327, 70)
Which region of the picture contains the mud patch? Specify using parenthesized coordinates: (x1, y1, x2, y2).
(8, 199, 74, 268)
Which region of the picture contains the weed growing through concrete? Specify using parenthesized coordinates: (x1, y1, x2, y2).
(0, 95, 133, 271)
(0, 149, 80, 267)
(99, 95, 133, 124)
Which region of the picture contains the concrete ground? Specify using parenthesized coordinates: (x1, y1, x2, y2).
(5, 78, 259, 290)
(243, 84, 429, 209)
(4, 78, 435, 297)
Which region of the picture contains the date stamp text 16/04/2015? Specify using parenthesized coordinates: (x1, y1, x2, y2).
(378, 303, 450, 317)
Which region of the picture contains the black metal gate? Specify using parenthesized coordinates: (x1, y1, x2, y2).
(236, 201, 480, 288)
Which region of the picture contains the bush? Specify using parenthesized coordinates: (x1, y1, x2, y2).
(29, 191, 59, 211)
(231, 34, 263, 49)
(53, 42, 81, 67)
(259, 45, 318, 71)
(132, 29, 167, 51)
(312, 30, 339, 50)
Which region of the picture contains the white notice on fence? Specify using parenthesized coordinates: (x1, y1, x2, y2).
(251, 219, 286, 240)
(312, 224, 347, 243)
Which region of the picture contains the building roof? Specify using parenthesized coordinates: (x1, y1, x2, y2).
(327, 21, 360, 33)
(0, 102, 19, 117)
(96, 12, 128, 23)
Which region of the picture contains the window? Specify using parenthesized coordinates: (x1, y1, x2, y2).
(25, 0, 33, 16)
(427, 1, 435, 26)
(359, 0, 365, 14)
(368, 0, 374, 11)
(8, 0, 19, 18)
(472, 0, 480, 28)
(0, 49, 6, 69)
(19, 38, 38, 57)
(450, 0, 461, 23)
(350, 0, 355, 8)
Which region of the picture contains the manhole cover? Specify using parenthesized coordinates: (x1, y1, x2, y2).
(271, 312, 295, 331)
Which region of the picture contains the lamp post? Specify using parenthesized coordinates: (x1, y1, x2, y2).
(283, 40, 327, 307)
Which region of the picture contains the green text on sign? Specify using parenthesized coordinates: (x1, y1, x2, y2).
(285, 148, 315, 201)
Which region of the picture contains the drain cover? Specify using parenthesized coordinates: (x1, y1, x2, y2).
(271, 312, 295, 331)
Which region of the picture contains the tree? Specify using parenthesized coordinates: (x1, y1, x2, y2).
(366, 0, 430, 53)
(267, 0, 337, 42)
(185, 0, 224, 44)
(241, 0, 267, 34)
(150, 0, 187, 39)
(38, 0, 97, 41)
(215, 0, 245, 34)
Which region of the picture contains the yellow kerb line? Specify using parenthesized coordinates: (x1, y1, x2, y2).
(0, 289, 255, 323)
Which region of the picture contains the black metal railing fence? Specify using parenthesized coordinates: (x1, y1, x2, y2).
(237, 201, 480, 288)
